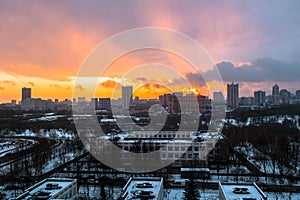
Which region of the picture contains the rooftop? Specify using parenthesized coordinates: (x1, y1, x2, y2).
(121, 177, 163, 200)
(99, 130, 223, 143)
(219, 182, 267, 200)
(14, 178, 77, 199)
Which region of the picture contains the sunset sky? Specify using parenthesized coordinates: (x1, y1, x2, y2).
(0, 1, 299, 103)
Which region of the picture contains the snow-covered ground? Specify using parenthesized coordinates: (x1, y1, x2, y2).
(0, 142, 16, 156)
(12, 129, 76, 140)
(235, 143, 282, 175)
(0, 139, 36, 157)
(42, 152, 77, 174)
(29, 114, 65, 122)
(265, 192, 300, 200)
(226, 115, 300, 130)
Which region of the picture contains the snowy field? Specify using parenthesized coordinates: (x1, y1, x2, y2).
(11, 129, 76, 140)
(0, 139, 35, 157)
(225, 115, 300, 130)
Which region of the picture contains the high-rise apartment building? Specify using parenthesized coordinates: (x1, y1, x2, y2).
(254, 90, 266, 106)
(240, 97, 254, 106)
(122, 86, 133, 109)
(99, 98, 111, 110)
(280, 89, 291, 104)
(227, 82, 239, 109)
(159, 94, 171, 108)
(296, 90, 300, 99)
(213, 92, 225, 104)
(22, 87, 31, 101)
(77, 97, 86, 107)
(90, 98, 98, 109)
(166, 93, 210, 113)
(272, 84, 280, 105)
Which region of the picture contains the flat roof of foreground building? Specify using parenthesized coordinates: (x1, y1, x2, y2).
(13, 178, 77, 200)
(119, 177, 164, 200)
(219, 182, 267, 200)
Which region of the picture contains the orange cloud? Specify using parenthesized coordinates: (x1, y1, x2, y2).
(101, 80, 118, 88)
(102, 49, 198, 79)
(28, 82, 35, 87)
(134, 83, 172, 99)
(76, 85, 84, 91)
(1, 80, 16, 86)
(0, 3, 104, 81)
(49, 84, 61, 88)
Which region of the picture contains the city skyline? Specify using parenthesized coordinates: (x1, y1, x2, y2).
(2, 78, 300, 104)
(3, 82, 300, 104)
(0, 1, 300, 102)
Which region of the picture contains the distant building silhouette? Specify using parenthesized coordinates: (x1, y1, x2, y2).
(20, 87, 55, 111)
(296, 90, 300, 99)
(11, 100, 17, 105)
(22, 87, 31, 101)
(90, 98, 98, 109)
(280, 89, 291, 104)
(166, 93, 210, 113)
(272, 84, 280, 105)
(21, 98, 54, 111)
(99, 98, 111, 110)
(159, 93, 171, 108)
(77, 97, 86, 107)
(122, 86, 133, 109)
(254, 90, 266, 107)
(213, 92, 225, 104)
(240, 97, 253, 106)
(227, 82, 239, 109)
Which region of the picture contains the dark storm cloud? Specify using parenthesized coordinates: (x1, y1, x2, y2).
(136, 77, 147, 82)
(185, 72, 206, 87)
(169, 73, 207, 87)
(205, 58, 300, 82)
(169, 77, 187, 86)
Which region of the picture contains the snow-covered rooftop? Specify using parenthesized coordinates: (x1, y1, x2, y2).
(14, 178, 77, 199)
(121, 177, 163, 200)
(219, 182, 267, 200)
(100, 118, 116, 122)
(101, 131, 223, 142)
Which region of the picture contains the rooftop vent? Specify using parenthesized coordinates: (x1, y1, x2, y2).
(136, 182, 153, 188)
(233, 187, 250, 194)
(32, 191, 51, 199)
(136, 191, 155, 199)
(45, 183, 61, 190)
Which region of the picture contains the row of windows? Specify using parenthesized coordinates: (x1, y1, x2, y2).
(167, 146, 199, 152)
(161, 152, 208, 160)
(161, 153, 200, 159)
(119, 143, 215, 151)
(165, 144, 214, 152)
(137, 133, 193, 138)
